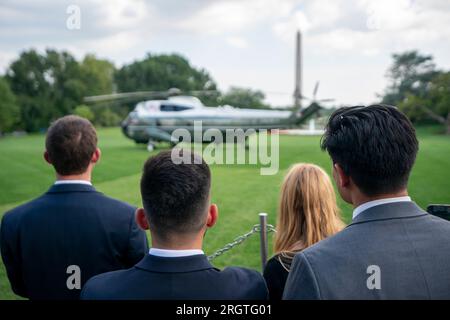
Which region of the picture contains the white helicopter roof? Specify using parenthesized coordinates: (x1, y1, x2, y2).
(167, 96, 203, 108)
(134, 95, 291, 119)
(135, 96, 203, 114)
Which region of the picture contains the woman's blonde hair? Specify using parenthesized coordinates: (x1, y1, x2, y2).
(274, 163, 344, 255)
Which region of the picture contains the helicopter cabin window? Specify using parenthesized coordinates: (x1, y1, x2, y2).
(160, 104, 191, 112)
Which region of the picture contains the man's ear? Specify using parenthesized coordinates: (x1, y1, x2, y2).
(91, 148, 101, 164)
(206, 204, 218, 228)
(135, 208, 150, 230)
(44, 151, 52, 165)
(334, 163, 350, 189)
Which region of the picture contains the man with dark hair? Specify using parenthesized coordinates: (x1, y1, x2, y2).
(0, 115, 148, 300)
(284, 104, 450, 299)
(81, 149, 268, 300)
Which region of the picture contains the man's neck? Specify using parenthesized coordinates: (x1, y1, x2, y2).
(56, 172, 91, 182)
(151, 235, 203, 251)
(352, 190, 409, 209)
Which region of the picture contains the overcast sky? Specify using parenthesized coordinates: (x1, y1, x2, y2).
(1, 0, 449, 106)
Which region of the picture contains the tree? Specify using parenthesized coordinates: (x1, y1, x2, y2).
(400, 72, 450, 134)
(0, 77, 20, 133)
(5, 50, 117, 131)
(382, 50, 438, 105)
(96, 108, 121, 127)
(6, 49, 84, 131)
(219, 86, 269, 109)
(80, 54, 115, 96)
(115, 53, 219, 106)
(381, 50, 450, 134)
(73, 105, 95, 122)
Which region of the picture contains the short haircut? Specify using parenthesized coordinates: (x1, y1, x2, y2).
(321, 104, 418, 196)
(45, 115, 98, 176)
(140, 149, 211, 239)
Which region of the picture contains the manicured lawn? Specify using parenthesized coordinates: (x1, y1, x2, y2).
(0, 126, 449, 299)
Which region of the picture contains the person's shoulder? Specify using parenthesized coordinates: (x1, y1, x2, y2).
(1, 195, 47, 225)
(90, 191, 136, 214)
(426, 213, 450, 228)
(218, 266, 266, 286)
(218, 266, 268, 299)
(81, 268, 135, 300)
(221, 265, 263, 278)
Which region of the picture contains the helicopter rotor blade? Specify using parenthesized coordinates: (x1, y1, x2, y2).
(84, 91, 169, 103)
(84, 88, 221, 104)
(188, 90, 219, 96)
(317, 98, 335, 103)
(313, 81, 320, 101)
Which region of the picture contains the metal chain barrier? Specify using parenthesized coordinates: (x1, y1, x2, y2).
(207, 221, 276, 262)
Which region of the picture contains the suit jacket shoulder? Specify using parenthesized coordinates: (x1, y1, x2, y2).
(81, 255, 268, 300)
(283, 202, 450, 300)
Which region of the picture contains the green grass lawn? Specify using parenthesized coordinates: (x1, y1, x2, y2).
(1, 126, 449, 299)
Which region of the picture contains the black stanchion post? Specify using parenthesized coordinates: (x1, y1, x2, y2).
(259, 213, 268, 272)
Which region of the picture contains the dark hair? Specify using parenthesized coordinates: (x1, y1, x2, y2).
(321, 104, 418, 196)
(45, 115, 98, 175)
(140, 149, 211, 239)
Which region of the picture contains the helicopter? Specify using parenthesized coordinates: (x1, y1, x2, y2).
(83, 30, 333, 151)
(84, 85, 331, 151)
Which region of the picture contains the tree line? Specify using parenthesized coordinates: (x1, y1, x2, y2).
(382, 51, 450, 134)
(0, 48, 448, 134)
(0, 49, 269, 134)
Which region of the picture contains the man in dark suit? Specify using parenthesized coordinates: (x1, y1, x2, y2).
(284, 105, 450, 299)
(0, 115, 148, 299)
(81, 149, 268, 300)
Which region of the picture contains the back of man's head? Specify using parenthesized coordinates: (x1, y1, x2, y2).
(140, 149, 211, 240)
(321, 104, 418, 196)
(45, 115, 98, 176)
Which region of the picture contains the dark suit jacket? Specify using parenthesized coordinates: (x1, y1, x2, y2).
(0, 183, 148, 300)
(81, 254, 268, 300)
(283, 202, 450, 299)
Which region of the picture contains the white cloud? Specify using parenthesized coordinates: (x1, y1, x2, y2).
(0, 0, 449, 106)
(177, 0, 296, 35)
(273, 11, 311, 42)
(94, 0, 152, 29)
(226, 36, 248, 49)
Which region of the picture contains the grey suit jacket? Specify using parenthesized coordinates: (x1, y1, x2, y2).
(283, 201, 450, 299)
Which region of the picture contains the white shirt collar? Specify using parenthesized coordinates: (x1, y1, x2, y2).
(149, 248, 204, 258)
(54, 180, 92, 186)
(353, 196, 412, 220)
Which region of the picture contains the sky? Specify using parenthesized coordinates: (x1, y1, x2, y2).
(0, 0, 449, 107)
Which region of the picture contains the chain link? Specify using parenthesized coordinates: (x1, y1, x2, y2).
(207, 223, 276, 261)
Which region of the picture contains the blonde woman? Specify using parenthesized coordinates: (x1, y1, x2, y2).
(263, 163, 345, 300)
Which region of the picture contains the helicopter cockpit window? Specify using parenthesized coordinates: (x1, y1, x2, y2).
(160, 104, 191, 112)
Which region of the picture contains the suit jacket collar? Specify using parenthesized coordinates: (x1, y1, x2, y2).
(135, 254, 216, 273)
(47, 183, 98, 194)
(348, 201, 428, 227)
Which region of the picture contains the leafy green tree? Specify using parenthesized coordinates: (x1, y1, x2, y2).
(219, 86, 269, 109)
(6, 49, 84, 131)
(0, 77, 20, 133)
(96, 108, 121, 127)
(5, 50, 117, 131)
(382, 50, 438, 105)
(115, 53, 218, 106)
(73, 105, 95, 122)
(400, 72, 450, 134)
(80, 54, 115, 96)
